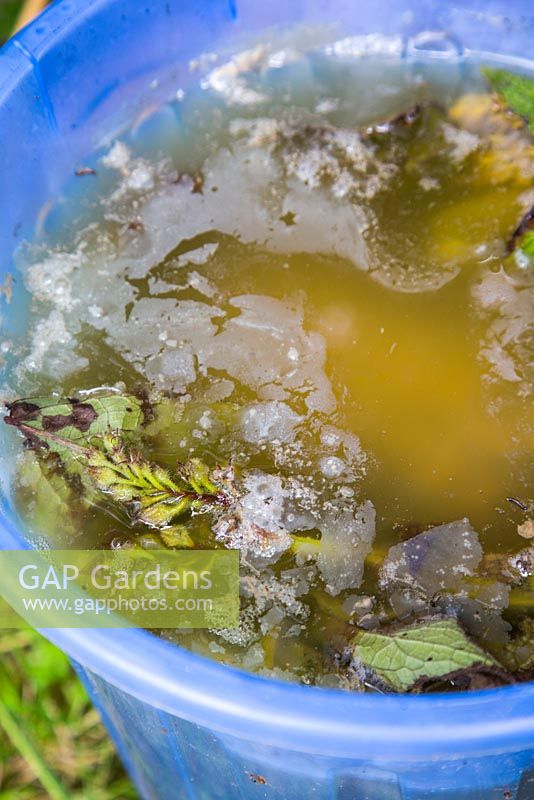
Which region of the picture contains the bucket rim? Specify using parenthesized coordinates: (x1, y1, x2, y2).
(1, 0, 533, 760)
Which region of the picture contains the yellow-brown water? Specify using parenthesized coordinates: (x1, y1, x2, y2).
(3, 53, 533, 686)
(209, 249, 531, 549)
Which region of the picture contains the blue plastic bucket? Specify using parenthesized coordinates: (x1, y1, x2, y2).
(1, 1, 533, 798)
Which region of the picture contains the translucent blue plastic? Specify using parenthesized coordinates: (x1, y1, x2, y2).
(0, 1, 533, 798)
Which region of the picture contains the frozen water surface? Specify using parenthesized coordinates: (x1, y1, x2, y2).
(213, 471, 293, 560)
(4, 43, 534, 686)
(316, 500, 376, 595)
(240, 401, 303, 444)
(379, 518, 483, 596)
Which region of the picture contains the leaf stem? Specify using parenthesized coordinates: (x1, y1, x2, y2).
(12, 422, 92, 456)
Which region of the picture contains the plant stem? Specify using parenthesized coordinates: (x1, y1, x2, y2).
(13, 423, 92, 456)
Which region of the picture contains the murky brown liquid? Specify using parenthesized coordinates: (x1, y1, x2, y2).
(4, 51, 533, 685)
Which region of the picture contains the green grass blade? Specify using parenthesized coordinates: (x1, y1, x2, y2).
(0, 697, 70, 800)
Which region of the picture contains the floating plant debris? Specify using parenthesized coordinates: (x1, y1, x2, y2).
(349, 617, 502, 693)
(484, 67, 534, 134)
(2, 51, 533, 691)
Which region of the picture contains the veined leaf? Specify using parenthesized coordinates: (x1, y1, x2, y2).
(5, 396, 235, 547)
(5, 394, 144, 453)
(160, 526, 194, 548)
(483, 67, 534, 134)
(14, 451, 81, 540)
(350, 618, 498, 692)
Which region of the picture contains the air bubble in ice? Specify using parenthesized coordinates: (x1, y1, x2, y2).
(319, 456, 346, 478)
(240, 401, 303, 444)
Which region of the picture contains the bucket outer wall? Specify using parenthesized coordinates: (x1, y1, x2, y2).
(0, 1, 534, 798)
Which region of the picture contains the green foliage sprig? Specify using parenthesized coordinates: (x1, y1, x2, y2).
(483, 67, 534, 134)
(5, 396, 236, 548)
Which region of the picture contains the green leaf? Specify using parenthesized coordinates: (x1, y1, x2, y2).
(14, 451, 81, 540)
(183, 457, 221, 495)
(5, 394, 144, 457)
(512, 229, 534, 268)
(483, 67, 534, 134)
(160, 525, 194, 549)
(5, 396, 235, 546)
(350, 618, 497, 692)
(506, 206, 534, 270)
(519, 230, 534, 258)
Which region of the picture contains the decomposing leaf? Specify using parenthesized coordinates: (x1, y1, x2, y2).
(409, 663, 516, 693)
(350, 617, 498, 692)
(5, 394, 144, 454)
(483, 67, 534, 134)
(480, 539, 534, 585)
(500, 618, 534, 674)
(4, 395, 236, 547)
(5, 394, 300, 557)
(14, 451, 81, 540)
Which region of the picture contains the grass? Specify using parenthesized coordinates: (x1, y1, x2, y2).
(0, 0, 22, 42)
(0, 5, 137, 797)
(0, 629, 138, 799)
(0, 3, 137, 797)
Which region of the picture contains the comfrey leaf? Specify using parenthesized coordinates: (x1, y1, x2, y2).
(5, 394, 144, 453)
(5, 397, 235, 547)
(483, 67, 534, 134)
(14, 450, 81, 540)
(350, 618, 498, 692)
(5, 393, 299, 556)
